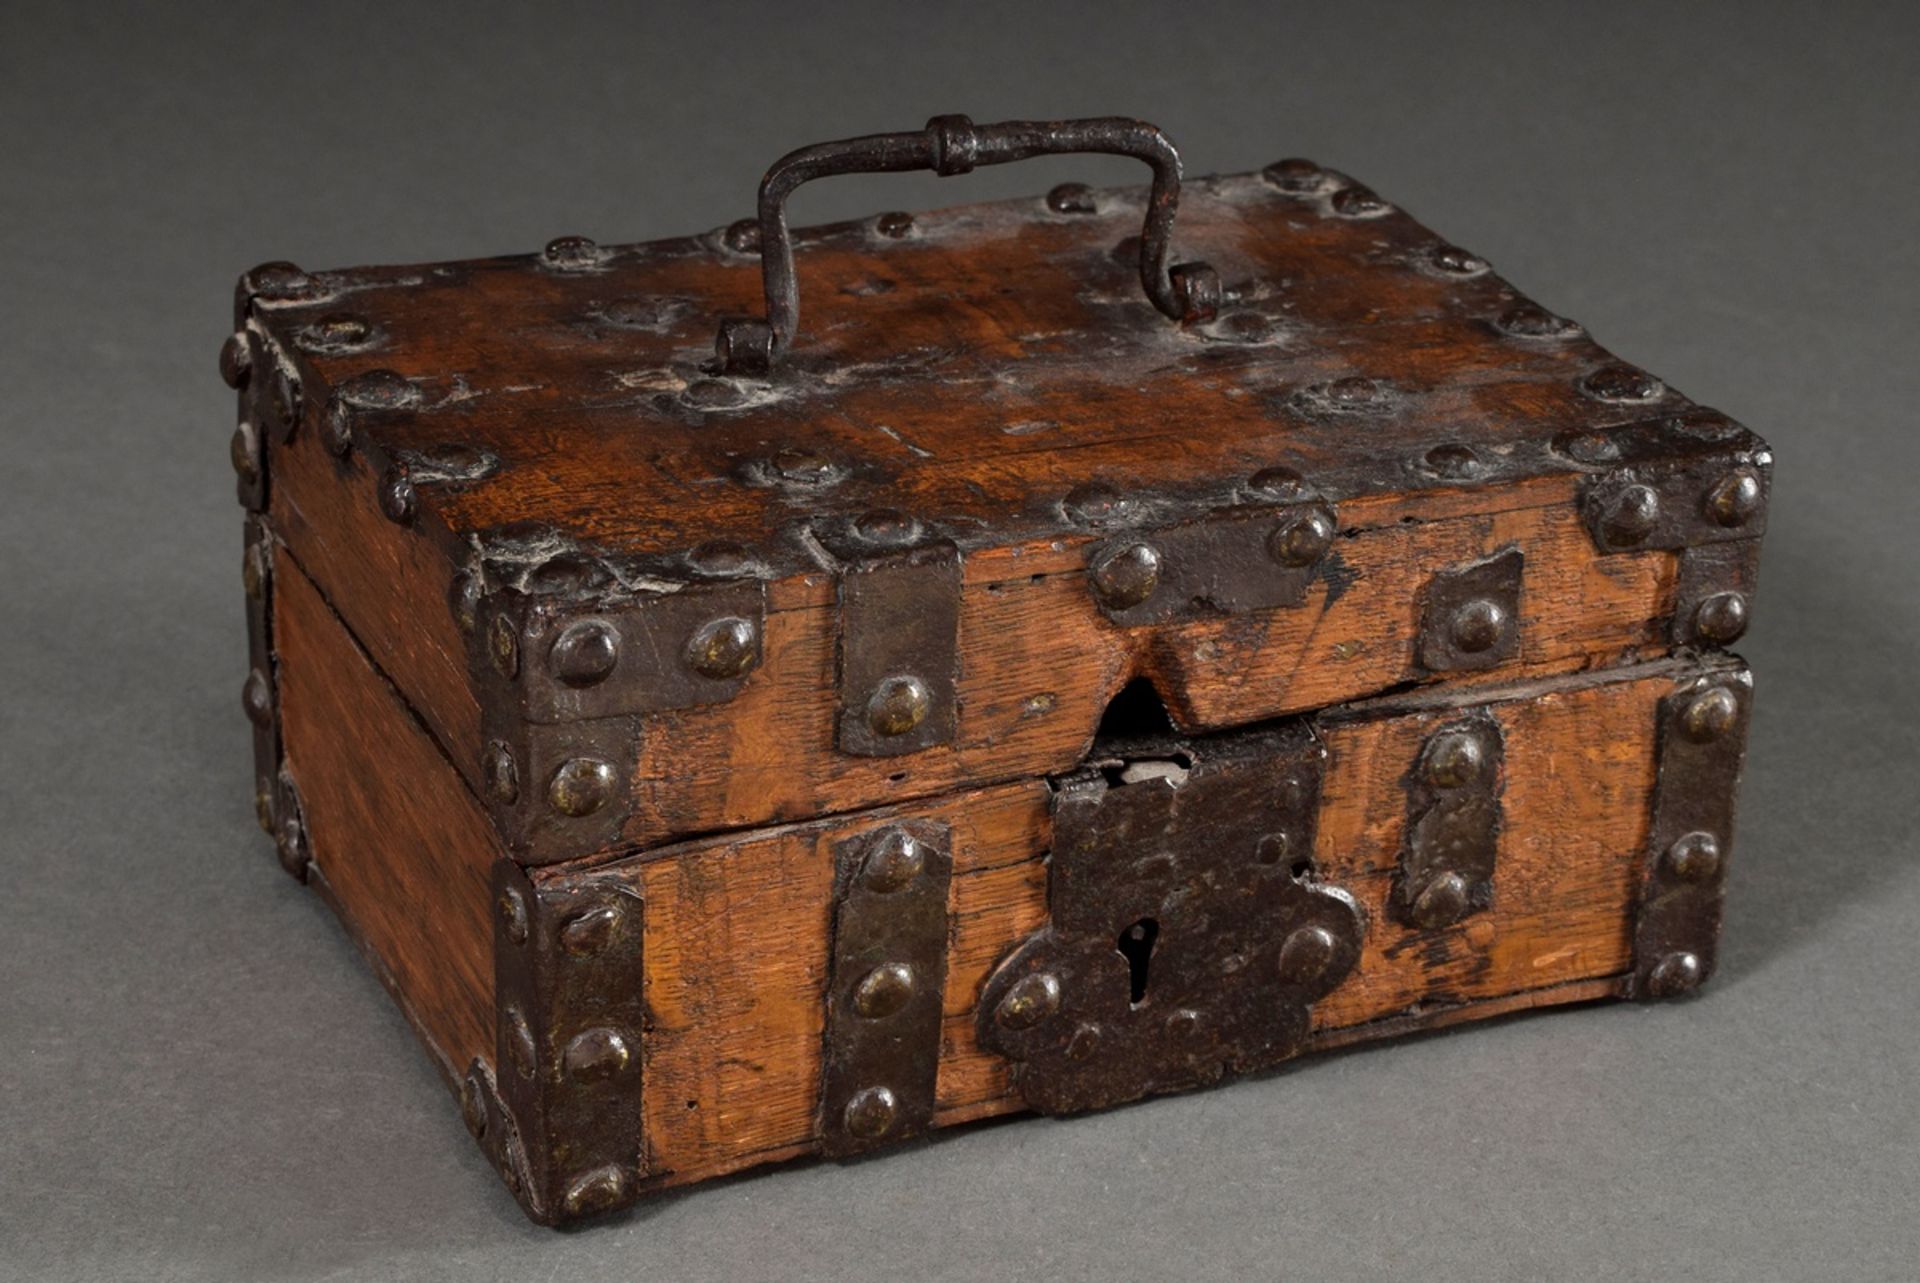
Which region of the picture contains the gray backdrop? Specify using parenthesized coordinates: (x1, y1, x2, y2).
(3, 2, 1914, 1279)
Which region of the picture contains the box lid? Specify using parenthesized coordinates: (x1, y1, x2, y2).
(236, 117, 1769, 862)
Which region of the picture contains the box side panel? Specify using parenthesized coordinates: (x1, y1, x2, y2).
(264, 339, 484, 791)
(612, 657, 1701, 1191)
(275, 551, 499, 1076)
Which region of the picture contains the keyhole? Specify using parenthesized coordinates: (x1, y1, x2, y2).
(1117, 917, 1159, 1006)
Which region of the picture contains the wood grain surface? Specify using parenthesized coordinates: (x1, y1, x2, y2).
(275, 548, 500, 1076)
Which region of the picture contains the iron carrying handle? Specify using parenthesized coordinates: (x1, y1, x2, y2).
(715, 115, 1221, 374)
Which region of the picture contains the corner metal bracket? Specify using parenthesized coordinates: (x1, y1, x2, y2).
(472, 574, 768, 727)
(241, 515, 282, 847)
(1393, 715, 1505, 929)
(1082, 499, 1337, 626)
(975, 723, 1363, 1115)
(1575, 414, 1771, 556)
(1416, 548, 1523, 673)
(478, 714, 642, 864)
(817, 820, 954, 1157)
(1629, 665, 1752, 1000)
(1670, 540, 1762, 650)
(469, 566, 767, 863)
(827, 533, 963, 758)
(487, 860, 649, 1224)
(230, 325, 270, 513)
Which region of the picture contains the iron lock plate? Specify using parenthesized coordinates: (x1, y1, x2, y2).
(975, 723, 1365, 1115)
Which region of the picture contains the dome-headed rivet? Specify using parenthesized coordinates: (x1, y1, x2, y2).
(1331, 184, 1388, 216)
(1046, 182, 1098, 213)
(1681, 687, 1739, 742)
(1248, 465, 1309, 501)
(1325, 376, 1379, 406)
(1212, 310, 1276, 343)
(550, 619, 620, 686)
(843, 1085, 899, 1140)
(1062, 482, 1131, 525)
(1432, 244, 1488, 274)
(488, 614, 520, 680)
(1261, 157, 1324, 192)
(268, 367, 301, 437)
(525, 553, 610, 599)
(242, 668, 273, 726)
(505, 1005, 537, 1078)
(1089, 541, 1162, 609)
(1450, 598, 1508, 654)
(275, 807, 310, 880)
(448, 571, 482, 635)
(254, 780, 276, 833)
(1276, 925, 1338, 985)
(1601, 484, 1662, 547)
(562, 1027, 632, 1081)
(561, 1165, 630, 1219)
(483, 741, 520, 804)
(229, 421, 261, 481)
(851, 508, 919, 546)
(337, 368, 420, 412)
(685, 377, 744, 410)
(1693, 592, 1749, 645)
(219, 332, 251, 388)
(300, 312, 372, 351)
(771, 446, 837, 486)
(875, 210, 914, 238)
(497, 886, 529, 944)
(686, 616, 758, 680)
(547, 758, 616, 818)
(378, 467, 416, 524)
(1424, 442, 1482, 479)
(1665, 832, 1723, 884)
(687, 539, 755, 577)
(1705, 469, 1763, 527)
(1557, 430, 1620, 464)
(1646, 951, 1704, 998)
(995, 971, 1062, 1030)
(543, 234, 600, 268)
(1254, 830, 1294, 866)
(248, 260, 315, 301)
(1582, 363, 1664, 402)
(1065, 1022, 1102, 1062)
(852, 962, 916, 1019)
(1409, 871, 1471, 929)
(459, 1068, 487, 1138)
(559, 904, 624, 956)
(723, 218, 760, 254)
(866, 675, 931, 737)
(322, 397, 355, 457)
(861, 829, 925, 892)
(1496, 303, 1580, 339)
(1269, 506, 1335, 567)
(1426, 731, 1486, 788)
(242, 544, 266, 602)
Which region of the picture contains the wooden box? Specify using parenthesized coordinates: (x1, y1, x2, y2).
(222, 117, 1767, 1224)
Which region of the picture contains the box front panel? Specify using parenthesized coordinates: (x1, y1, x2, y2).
(556, 653, 1742, 1192)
